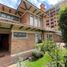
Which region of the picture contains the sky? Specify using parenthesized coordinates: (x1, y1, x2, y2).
(29, 0, 63, 9)
(0, 0, 63, 9)
(0, 0, 21, 9)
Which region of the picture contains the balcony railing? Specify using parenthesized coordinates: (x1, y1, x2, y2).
(0, 12, 20, 23)
(45, 27, 58, 32)
(0, 17, 20, 23)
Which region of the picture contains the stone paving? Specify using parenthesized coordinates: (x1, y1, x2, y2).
(8, 63, 24, 67)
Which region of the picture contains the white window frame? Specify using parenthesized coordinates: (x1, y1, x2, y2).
(34, 16, 38, 27)
(29, 14, 41, 27)
(38, 18, 41, 27)
(12, 32, 28, 39)
(35, 33, 42, 44)
(30, 14, 34, 26)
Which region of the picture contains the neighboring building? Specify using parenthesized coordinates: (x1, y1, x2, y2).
(44, 0, 67, 43)
(0, 0, 63, 66)
(45, 0, 67, 31)
(45, 4, 60, 31)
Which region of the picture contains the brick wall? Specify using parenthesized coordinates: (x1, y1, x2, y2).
(53, 33, 63, 42)
(11, 30, 35, 54)
(44, 32, 63, 42)
(21, 12, 30, 26)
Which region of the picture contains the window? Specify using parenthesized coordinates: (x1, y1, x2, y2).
(7, 15, 11, 19)
(47, 34, 52, 40)
(1, 13, 6, 18)
(51, 22, 54, 24)
(30, 14, 41, 27)
(0, 12, 20, 21)
(34, 17, 38, 27)
(51, 18, 53, 21)
(38, 18, 41, 27)
(46, 20, 49, 22)
(35, 33, 42, 43)
(13, 32, 28, 39)
(51, 25, 54, 28)
(30, 15, 34, 26)
(46, 22, 49, 25)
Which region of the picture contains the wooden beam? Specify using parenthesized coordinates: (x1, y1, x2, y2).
(9, 9, 11, 13)
(28, 6, 32, 10)
(2, 6, 5, 11)
(15, 11, 17, 15)
(33, 9, 37, 13)
(30, 28, 36, 31)
(18, 11, 23, 16)
(10, 24, 13, 30)
(26, 27, 31, 30)
(20, 7, 26, 10)
(16, 0, 23, 12)
(36, 12, 41, 15)
(23, 1, 28, 10)
(19, 26, 23, 29)
(35, 29, 42, 31)
(40, 14, 44, 17)
(0, 27, 10, 29)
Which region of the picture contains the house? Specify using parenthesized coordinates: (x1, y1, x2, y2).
(0, 0, 63, 66)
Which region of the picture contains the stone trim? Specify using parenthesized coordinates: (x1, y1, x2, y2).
(11, 49, 35, 57)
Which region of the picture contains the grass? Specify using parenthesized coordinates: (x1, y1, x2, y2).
(61, 48, 67, 56)
(23, 53, 52, 67)
(21, 48, 67, 67)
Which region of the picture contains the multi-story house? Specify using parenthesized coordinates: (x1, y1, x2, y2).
(0, 0, 63, 66)
(46, 6, 60, 31)
(44, 0, 67, 43)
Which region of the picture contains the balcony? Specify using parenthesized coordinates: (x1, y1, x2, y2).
(20, 24, 43, 31)
(0, 17, 20, 23)
(45, 27, 56, 32)
(0, 17, 44, 31)
(0, 12, 20, 23)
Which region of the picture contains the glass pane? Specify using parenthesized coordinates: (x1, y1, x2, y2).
(0, 0, 21, 9)
(34, 17, 38, 27)
(38, 18, 41, 27)
(35, 33, 42, 43)
(13, 32, 27, 38)
(30, 15, 34, 26)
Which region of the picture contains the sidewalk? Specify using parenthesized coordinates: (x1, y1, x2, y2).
(8, 62, 24, 67)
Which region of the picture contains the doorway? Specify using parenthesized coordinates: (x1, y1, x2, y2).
(0, 34, 9, 57)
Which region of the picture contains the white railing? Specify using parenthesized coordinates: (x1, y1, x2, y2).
(45, 27, 56, 32)
(0, 17, 20, 23)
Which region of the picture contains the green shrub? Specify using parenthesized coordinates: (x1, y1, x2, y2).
(32, 50, 44, 60)
(36, 43, 45, 54)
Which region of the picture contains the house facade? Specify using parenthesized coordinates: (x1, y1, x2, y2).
(0, 0, 62, 59)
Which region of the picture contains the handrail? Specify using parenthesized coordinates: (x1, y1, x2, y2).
(0, 17, 20, 23)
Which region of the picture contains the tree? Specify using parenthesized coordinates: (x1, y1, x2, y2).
(59, 7, 67, 48)
(59, 7, 67, 67)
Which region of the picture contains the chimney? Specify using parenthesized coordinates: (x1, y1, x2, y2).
(40, 3, 46, 12)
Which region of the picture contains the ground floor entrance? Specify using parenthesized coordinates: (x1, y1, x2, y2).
(0, 34, 10, 57)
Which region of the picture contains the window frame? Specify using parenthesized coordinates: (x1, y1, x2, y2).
(30, 14, 34, 26)
(12, 32, 28, 39)
(29, 14, 41, 27)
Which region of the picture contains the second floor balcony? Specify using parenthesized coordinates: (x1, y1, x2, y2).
(0, 12, 20, 23)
